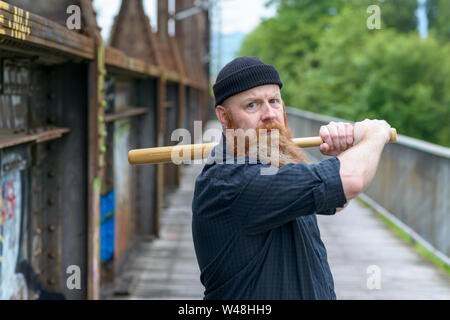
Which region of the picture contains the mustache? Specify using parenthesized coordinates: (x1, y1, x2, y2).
(223, 110, 309, 166)
(257, 121, 292, 141)
(258, 121, 286, 133)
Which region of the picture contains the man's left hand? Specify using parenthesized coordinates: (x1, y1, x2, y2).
(319, 122, 354, 156)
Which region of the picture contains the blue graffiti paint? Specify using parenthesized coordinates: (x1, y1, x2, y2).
(100, 190, 115, 263)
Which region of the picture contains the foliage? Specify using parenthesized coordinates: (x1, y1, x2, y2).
(427, 0, 450, 41)
(239, 0, 450, 146)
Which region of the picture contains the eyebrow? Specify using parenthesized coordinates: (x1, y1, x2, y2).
(242, 93, 281, 103)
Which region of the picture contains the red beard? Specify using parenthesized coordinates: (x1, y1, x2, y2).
(224, 106, 309, 167)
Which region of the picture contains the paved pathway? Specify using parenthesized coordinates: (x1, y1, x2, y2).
(120, 122, 450, 300)
(318, 201, 450, 299)
(122, 163, 204, 300)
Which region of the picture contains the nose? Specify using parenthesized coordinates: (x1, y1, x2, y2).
(261, 101, 276, 123)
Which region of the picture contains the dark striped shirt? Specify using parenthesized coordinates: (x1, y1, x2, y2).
(192, 134, 347, 299)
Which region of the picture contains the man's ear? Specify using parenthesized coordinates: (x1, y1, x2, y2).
(215, 105, 228, 128)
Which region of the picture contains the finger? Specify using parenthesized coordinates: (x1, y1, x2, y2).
(320, 125, 333, 148)
(320, 143, 330, 154)
(337, 123, 347, 150)
(345, 123, 353, 146)
(327, 123, 339, 150)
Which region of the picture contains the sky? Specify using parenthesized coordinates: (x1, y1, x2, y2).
(416, 0, 428, 38)
(214, 0, 276, 35)
(93, 0, 276, 42)
(92, 0, 428, 75)
(93, 0, 156, 42)
(93, 0, 428, 42)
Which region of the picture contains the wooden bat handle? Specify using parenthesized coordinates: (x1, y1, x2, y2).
(292, 128, 397, 147)
(128, 128, 397, 165)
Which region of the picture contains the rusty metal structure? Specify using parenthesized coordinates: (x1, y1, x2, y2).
(0, 0, 210, 299)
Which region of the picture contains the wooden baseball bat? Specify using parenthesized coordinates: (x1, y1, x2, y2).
(128, 128, 397, 165)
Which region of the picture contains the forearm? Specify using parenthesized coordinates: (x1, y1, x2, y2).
(337, 134, 386, 198)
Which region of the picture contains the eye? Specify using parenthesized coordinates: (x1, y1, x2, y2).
(247, 102, 256, 109)
(270, 99, 281, 106)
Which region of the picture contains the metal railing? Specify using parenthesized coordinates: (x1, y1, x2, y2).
(286, 107, 450, 262)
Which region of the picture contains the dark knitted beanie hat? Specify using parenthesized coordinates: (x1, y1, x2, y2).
(213, 57, 283, 107)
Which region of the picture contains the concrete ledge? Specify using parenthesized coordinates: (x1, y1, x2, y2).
(303, 147, 450, 277)
(358, 193, 450, 275)
(286, 107, 450, 258)
(286, 106, 450, 158)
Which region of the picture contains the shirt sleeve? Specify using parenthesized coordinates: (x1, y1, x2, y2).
(231, 157, 347, 235)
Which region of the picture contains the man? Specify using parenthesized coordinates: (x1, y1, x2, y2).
(192, 57, 392, 299)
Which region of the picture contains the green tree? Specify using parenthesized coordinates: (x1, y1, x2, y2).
(427, 0, 450, 41)
(378, 0, 418, 32)
(267, 0, 418, 32)
(239, 1, 450, 146)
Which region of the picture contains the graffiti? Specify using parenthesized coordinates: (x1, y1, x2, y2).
(100, 190, 115, 263)
(0, 169, 27, 299)
(16, 261, 65, 300)
(0, 152, 62, 300)
(1, 178, 16, 220)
